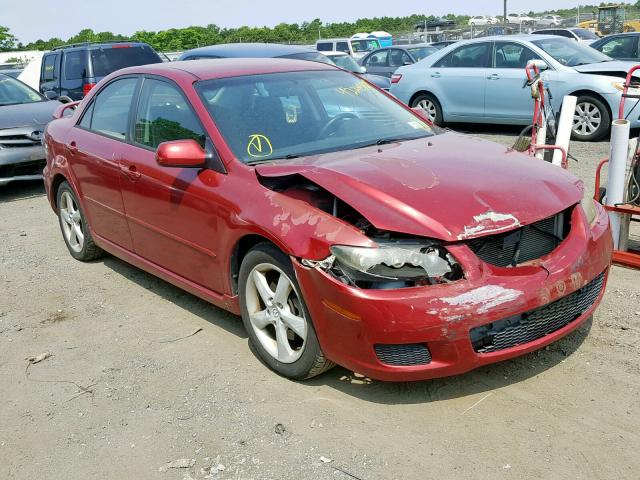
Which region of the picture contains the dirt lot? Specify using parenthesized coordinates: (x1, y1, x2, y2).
(1, 129, 639, 480)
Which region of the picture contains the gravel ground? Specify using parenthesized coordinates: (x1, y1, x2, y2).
(1, 128, 639, 480)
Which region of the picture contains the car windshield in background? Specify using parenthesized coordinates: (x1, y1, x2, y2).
(90, 45, 161, 77)
(196, 70, 433, 164)
(280, 52, 333, 64)
(532, 37, 611, 66)
(572, 28, 599, 40)
(0, 75, 43, 106)
(351, 39, 380, 53)
(328, 54, 361, 72)
(407, 46, 438, 61)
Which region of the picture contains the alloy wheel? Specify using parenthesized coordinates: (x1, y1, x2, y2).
(245, 263, 307, 364)
(59, 191, 84, 253)
(573, 101, 602, 137)
(416, 99, 437, 123)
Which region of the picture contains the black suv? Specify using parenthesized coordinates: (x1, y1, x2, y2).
(40, 41, 162, 102)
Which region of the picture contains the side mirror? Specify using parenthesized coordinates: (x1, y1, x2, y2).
(156, 139, 207, 168)
(358, 65, 367, 74)
(403, 60, 413, 66)
(44, 90, 59, 100)
(528, 59, 549, 71)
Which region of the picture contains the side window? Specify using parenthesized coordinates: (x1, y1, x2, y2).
(555, 30, 573, 38)
(64, 51, 88, 80)
(365, 50, 389, 67)
(598, 36, 638, 58)
(494, 42, 541, 68)
(435, 43, 491, 68)
(389, 49, 412, 67)
(316, 42, 333, 52)
(133, 78, 206, 149)
(88, 78, 137, 140)
(336, 42, 350, 54)
(42, 54, 59, 82)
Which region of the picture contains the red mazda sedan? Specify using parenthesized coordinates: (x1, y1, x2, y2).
(43, 59, 612, 381)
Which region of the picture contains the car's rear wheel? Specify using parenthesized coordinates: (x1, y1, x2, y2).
(56, 181, 104, 261)
(238, 243, 334, 380)
(572, 95, 611, 142)
(411, 93, 444, 125)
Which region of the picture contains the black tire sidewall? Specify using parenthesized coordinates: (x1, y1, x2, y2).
(572, 95, 611, 142)
(238, 243, 325, 380)
(411, 93, 444, 125)
(56, 182, 94, 261)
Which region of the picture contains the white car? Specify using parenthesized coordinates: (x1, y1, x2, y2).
(507, 13, 535, 25)
(468, 16, 498, 26)
(538, 15, 563, 26)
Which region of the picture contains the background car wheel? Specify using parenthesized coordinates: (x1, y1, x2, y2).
(411, 93, 444, 125)
(571, 95, 611, 142)
(238, 243, 335, 380)
(56, 181, 104, 261)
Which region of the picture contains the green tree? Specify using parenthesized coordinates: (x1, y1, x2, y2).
(0, 25, 17, 51)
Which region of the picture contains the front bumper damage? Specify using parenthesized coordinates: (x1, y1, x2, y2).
(294, 203, 613, 381)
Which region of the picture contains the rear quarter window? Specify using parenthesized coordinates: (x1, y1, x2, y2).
(90, 46, 162, 77)
(316, 43, 333, 52)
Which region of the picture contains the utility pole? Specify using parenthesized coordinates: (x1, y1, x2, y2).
(504, 0, 507, 25)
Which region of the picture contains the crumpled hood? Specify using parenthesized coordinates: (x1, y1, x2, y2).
(256, 132, 582, 242)
(573, 60, 639, 77)
(0, 100, 60, 129)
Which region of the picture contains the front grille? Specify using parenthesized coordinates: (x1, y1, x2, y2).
(470, 272, 605, 353)
(0, 134, 41, 148)
(374, 343, 432, 366)
(0, 159, 46, 179)
(467, 209, 570, 267)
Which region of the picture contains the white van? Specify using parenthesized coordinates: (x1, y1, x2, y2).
(315, 38, 381, 59)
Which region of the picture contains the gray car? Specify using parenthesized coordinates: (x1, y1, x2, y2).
(0, 74, 60, 186)
(359, 44, 439, 77)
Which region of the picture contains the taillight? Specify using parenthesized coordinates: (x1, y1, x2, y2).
(82, 83, 96, 97)
(391, 74, 402, 84)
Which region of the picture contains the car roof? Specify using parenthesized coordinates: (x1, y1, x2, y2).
(116, 57, 338, 81)
(317, 38, 351, 42)
(51, 41, 151, 52)
(181, 42, 318, 58)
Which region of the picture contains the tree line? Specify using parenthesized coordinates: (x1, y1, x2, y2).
(0, 4, 635, 54)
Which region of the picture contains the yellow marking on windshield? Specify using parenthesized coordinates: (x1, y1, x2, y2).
(337, 81, 374, 96)
(247, 134, 273, 158)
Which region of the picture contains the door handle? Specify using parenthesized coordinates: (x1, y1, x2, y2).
(67, 141, 78, 154)
(487, 74, 500, 80)
(430, 72, 441, 78)
(120, 163, 141, 181)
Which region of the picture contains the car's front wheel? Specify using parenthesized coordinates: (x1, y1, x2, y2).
(572, 95, 611, 142)
(238, 243, 334, 380)
(56, 181, 104, 261)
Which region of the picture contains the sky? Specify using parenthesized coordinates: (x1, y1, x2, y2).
(4, 0, 590, 43)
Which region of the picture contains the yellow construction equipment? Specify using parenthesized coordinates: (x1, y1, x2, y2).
(577, 4, 640, 36)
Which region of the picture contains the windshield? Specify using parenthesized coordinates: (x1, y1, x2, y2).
(532, 37, 610, 66)
(90, 45, 162, 77)
(572, 28, 599, 40)
(351, 39, 380, 53)
(407, 46, 438, 61)
(328, 54, 361, 72)
(0, 75, 43, 106)
(196, 70, 433, 164)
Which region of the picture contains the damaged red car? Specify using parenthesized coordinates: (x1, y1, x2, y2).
(43, 59, 612, 381)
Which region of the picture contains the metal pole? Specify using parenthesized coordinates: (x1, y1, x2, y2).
(504, 0, 507, 25)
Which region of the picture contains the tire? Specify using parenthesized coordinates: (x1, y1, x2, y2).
(411, 93, 444, 126)
(238, 243, 334, 380)
(571, 95, 611, 142)
(56, 181, 104, 261)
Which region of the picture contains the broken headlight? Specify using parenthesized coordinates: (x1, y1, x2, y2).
(329, 241, 462, 288)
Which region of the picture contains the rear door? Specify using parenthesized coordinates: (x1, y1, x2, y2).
(484, 41, 543, 121)
(428, 42, 492, 120)
(68, 77, 139, 249)
(118, 77, 225, 292)
(61, 49, 90, 100)
(362, 49, 389, 76)
(40, 52, 61, 96)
